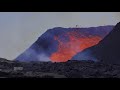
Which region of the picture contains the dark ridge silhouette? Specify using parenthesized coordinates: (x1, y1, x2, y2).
(72, 22, 120, 64)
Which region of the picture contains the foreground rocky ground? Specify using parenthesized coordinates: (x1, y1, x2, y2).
(1, 58, 120, 78)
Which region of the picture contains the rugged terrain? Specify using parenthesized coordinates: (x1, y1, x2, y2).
(1, 58, 120, 78)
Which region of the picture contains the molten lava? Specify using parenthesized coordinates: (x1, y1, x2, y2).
(50, 31, 102, 62)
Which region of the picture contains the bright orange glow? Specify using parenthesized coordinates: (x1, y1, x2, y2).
(50, 31, 102, 62)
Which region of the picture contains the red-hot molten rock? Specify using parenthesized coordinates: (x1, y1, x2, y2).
(50, 31, 102, 62)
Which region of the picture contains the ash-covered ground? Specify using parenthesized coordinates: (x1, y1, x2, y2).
(1, 58, 120, 78)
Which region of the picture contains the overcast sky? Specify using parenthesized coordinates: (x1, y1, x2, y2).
(0, 12, 120, 60)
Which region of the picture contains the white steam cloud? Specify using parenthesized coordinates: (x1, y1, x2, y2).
(37, 54, 51, 62)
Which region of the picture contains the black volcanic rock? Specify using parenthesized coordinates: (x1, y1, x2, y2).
(72, 22, 120, 64)
(15, 26, 113, 62)
(1, 58, 120, 78)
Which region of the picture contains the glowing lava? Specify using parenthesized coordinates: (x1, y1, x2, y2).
(50, 31, 102, 62)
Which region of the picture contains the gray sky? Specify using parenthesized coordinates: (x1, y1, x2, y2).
(0, 12, 120, 60)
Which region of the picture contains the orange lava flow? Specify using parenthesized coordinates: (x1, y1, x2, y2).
(50, 31, 102, 62)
